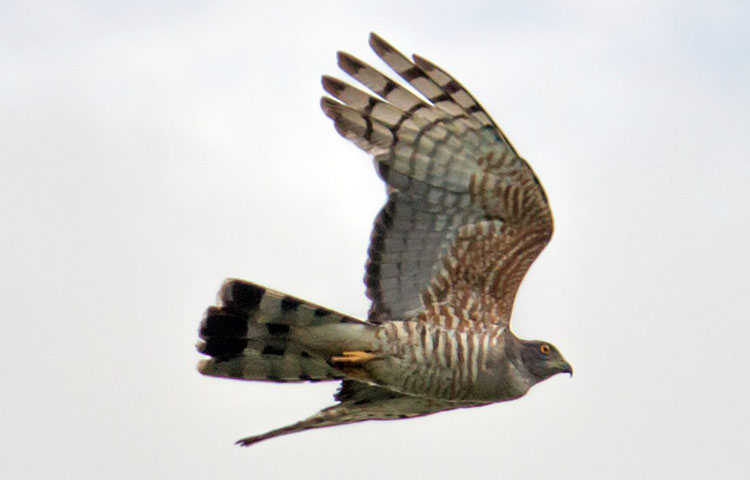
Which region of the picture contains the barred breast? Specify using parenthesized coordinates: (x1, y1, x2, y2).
(367, 316, 526, 402)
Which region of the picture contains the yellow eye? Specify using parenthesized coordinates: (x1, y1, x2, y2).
(540, 344, 551, 355)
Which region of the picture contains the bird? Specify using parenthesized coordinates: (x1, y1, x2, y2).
(196, 33, 572, 447)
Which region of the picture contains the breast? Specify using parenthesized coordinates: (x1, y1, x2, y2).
(369, 320, 516, 401)
(469, 357, 532, 401)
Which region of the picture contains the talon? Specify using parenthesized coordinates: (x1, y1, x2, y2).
(330, 350, 378, 364)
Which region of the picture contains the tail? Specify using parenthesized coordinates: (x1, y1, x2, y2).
(197, 279, 377, 382)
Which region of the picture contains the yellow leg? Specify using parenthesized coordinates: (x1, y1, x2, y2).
(330, 351, 379, 364)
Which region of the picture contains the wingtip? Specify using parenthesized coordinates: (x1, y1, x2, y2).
(335, 50, 347, 66)
(321, 75, 344, 96)
(235, 435, 266, 447)
(412, 54, 434, 72)
(337, 51, 365, 74)
(368, 32, 391, 56)
(320, 96, 341, 121)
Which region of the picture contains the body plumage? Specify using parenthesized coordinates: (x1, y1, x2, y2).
(197, 33, 572, 447)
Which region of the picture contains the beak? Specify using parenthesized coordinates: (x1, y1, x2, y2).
(561, 361, 573, 377)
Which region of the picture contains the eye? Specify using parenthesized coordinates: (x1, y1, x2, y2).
(540, 344, 551, 355)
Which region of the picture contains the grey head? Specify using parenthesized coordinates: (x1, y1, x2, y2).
(519, 340, 573, 382)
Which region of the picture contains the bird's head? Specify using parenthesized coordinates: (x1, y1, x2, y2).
(519, 340, 573, 381)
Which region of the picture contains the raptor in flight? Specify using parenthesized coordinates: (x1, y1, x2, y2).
(197, 33, 572, 447)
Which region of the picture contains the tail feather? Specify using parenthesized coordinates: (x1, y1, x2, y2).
(197, 279, 375, 383)
(197, 346, 343, 383)
(213, 278, 361, 327)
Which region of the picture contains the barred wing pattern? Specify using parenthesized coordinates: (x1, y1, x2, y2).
(235, 380, 463, 446)
(322, 33, 552, 326)
(197, 34, 569, 447)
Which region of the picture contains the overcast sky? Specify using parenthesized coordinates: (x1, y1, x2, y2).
(2, 1, 749, 478)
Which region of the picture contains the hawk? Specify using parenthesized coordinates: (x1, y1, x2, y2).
(197, 33, 572, 447)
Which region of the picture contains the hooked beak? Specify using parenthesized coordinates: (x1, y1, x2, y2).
(560, 361, 573, 377)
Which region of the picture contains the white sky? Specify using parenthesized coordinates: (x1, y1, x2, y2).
(2, 1, 749, 478)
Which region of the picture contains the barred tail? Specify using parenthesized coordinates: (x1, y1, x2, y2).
(197, 279, 376, 382)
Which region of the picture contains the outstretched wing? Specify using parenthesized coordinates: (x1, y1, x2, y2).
(322, 33, 552, 326)
(235, 380, 468, 446)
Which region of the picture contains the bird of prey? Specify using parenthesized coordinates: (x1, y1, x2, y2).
(196, 33, 572, 447)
